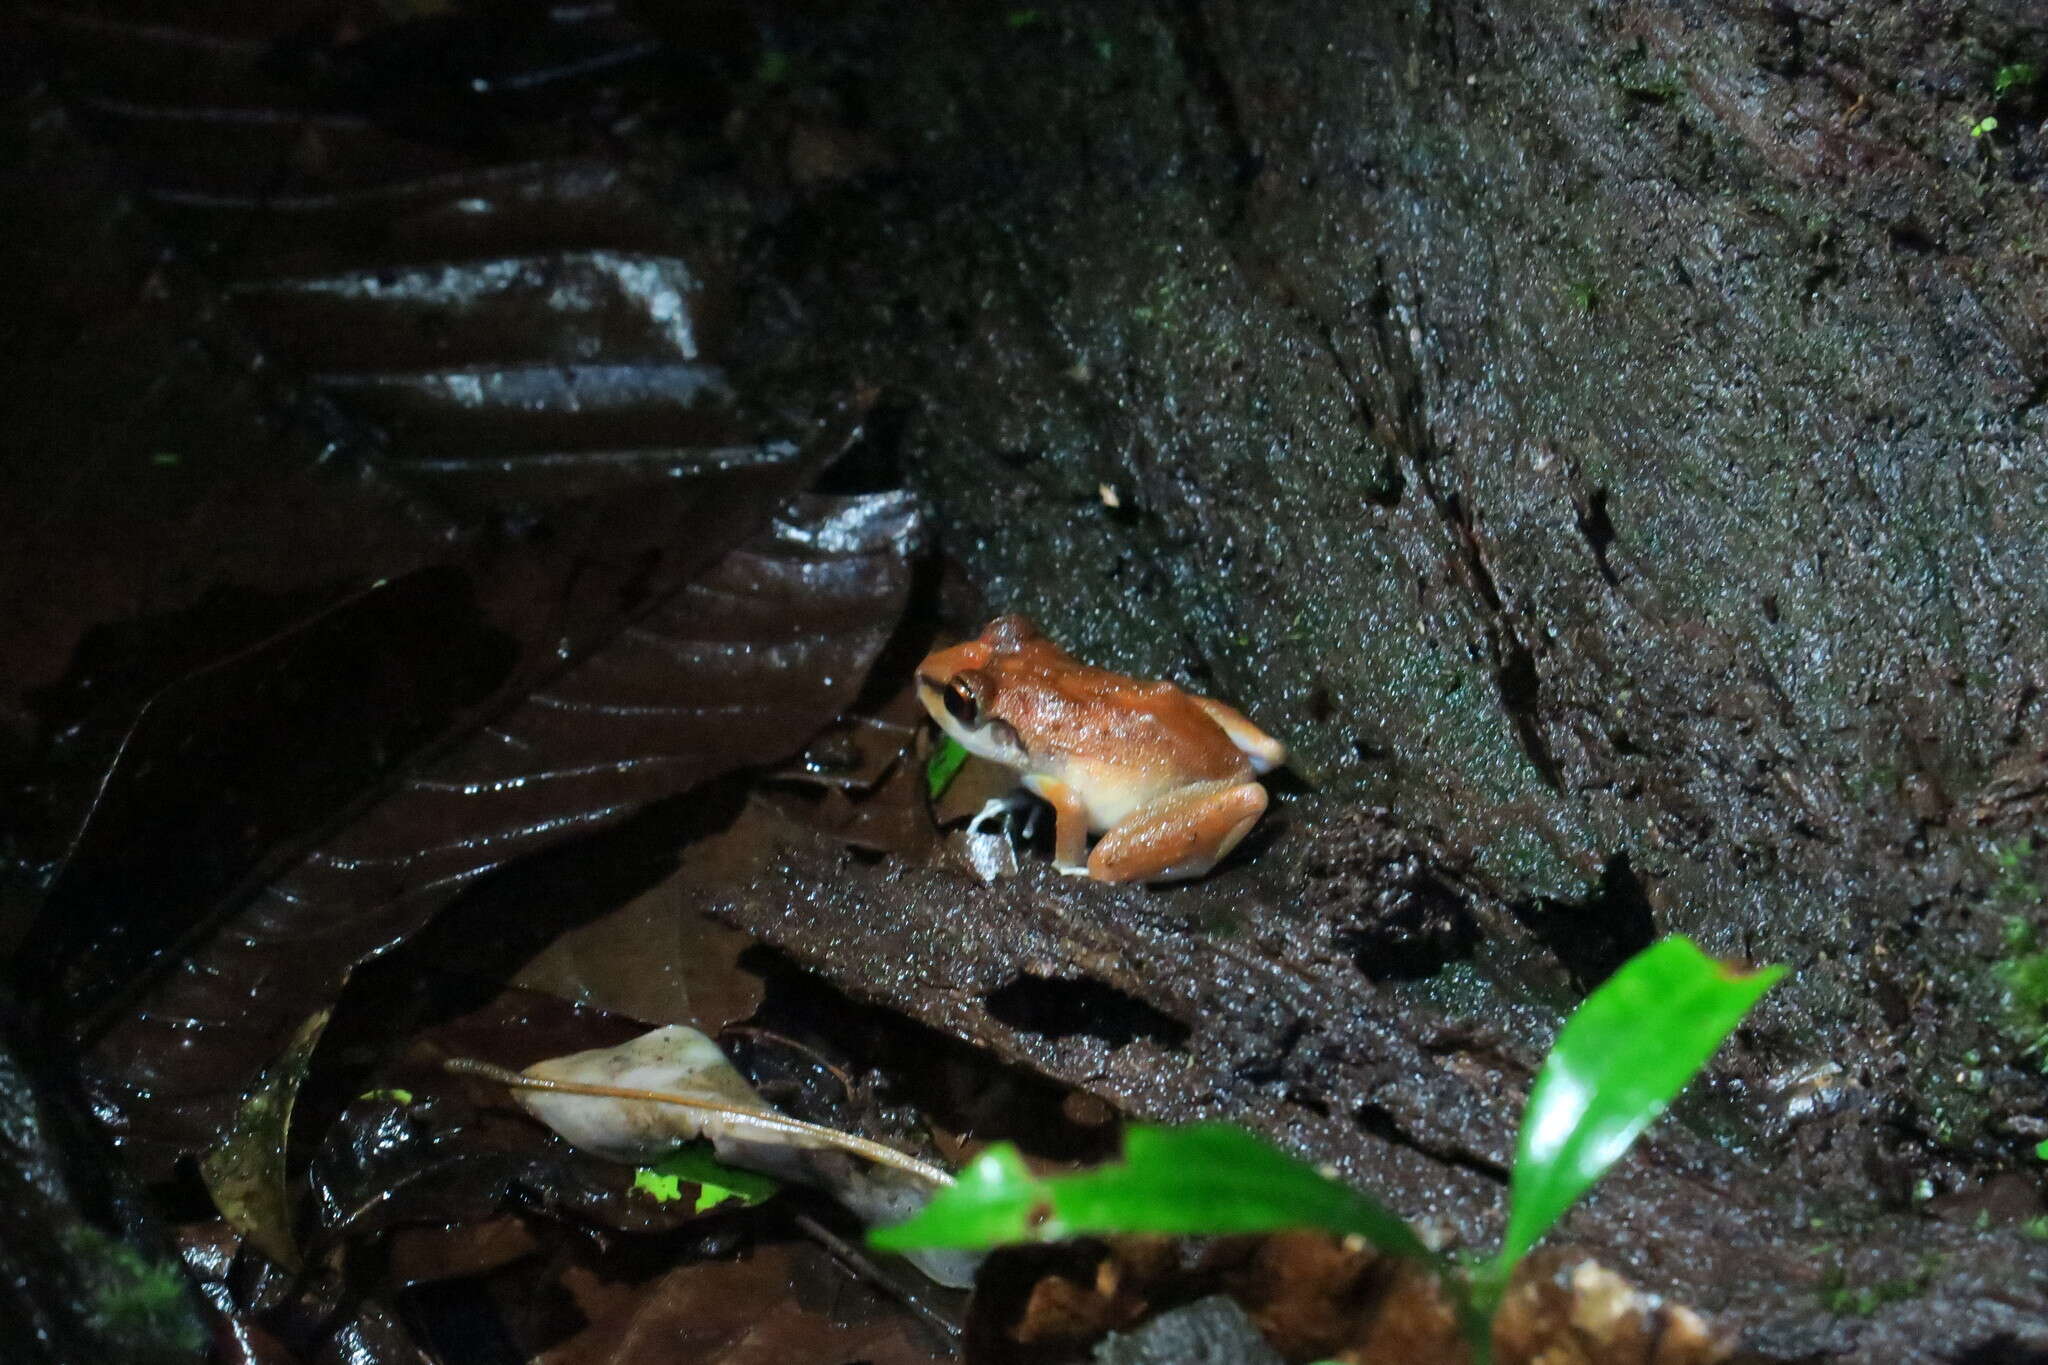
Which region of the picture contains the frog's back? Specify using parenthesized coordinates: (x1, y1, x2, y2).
(1036, 670, 1250, 783)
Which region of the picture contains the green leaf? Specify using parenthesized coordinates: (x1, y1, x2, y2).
(2036, 1139, 2048, 1162)
(926, 735, 970, 799)
(871, 1125, 1434, 1265)
(1997, 63, 2039, 97)
(632, 1167, 684, 1203)
(1497, 937, 1783, 1271)
(1051, 1126, 1434, 1259)
(200, 1007, 334, 1271)
(633, 1142, 779, 1211)
(870, 1143, 1048, 1250)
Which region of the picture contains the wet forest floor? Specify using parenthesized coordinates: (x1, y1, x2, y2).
(3, 1, 2048, 1361)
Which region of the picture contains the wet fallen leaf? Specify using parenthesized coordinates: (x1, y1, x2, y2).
(513, 1023, 840, 1166)
(89, 482, 921, 1175)
(27, 571, 513, 1030)
(513, 861, 766, 1031)
(758, 680, 939, 861)
(9, 9, 955, 1364)
(23, 0, 851, 1060)
(200, 1007, 334, 1272)
(386, 1216, 540, 1291)
(537, 1245, 950, 1365)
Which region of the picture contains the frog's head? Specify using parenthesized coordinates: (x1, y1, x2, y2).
(915, 617, 1035, 766)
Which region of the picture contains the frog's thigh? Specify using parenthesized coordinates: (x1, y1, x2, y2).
(1087, 780, 1267, 884)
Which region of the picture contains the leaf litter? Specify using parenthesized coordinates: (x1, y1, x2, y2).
(7, 2, 980, 1355)
(483, 1023, 976, 1286)
(85, 471, 920, 1172)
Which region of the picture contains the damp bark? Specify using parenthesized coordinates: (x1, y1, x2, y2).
(725, 2, 2048, 1358)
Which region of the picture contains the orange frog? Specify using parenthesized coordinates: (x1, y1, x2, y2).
(916, 615, 1286, 883)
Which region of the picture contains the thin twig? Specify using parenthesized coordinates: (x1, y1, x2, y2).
(794, 1211, 963, 1351)
(443, 1056, 954, 1187)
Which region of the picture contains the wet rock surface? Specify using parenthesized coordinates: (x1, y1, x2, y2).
(724, 3, 2048, 1352)
(716, 815, 2044, 1355)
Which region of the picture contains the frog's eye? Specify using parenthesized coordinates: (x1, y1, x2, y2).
(943, 681, 981, 728)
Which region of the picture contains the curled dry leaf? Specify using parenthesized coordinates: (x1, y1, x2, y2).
(502, 1025, 979, 1288)
(515, 1024, 816, 1167)
(303, 988, 731, 1262)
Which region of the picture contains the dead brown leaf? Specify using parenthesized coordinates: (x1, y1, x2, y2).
(538, 1245, 950, 1365)
(515, 879, 765, 1034)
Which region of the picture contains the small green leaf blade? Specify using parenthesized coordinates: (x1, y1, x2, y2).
(926, 735, 970, 799)
(1500, 936, 1783, 1268)
(871, 1125, 1435, 1266)
(1049, 1125, 1435, 1262)
(633, 1142, 778, 1209)
(869, 1143, 1048, 1250)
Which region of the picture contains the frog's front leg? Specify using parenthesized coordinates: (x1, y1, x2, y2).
(1085, 780, 1268, 884)
(1022, 774, 1094, 875)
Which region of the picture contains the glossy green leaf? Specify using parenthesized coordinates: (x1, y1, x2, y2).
(869, 1143, 1047, 1250)
(632, 1141, 778, 1211)
(926, 735, 970, 799)
(871, 1124, 1434, 1265)
(1498, 936, 1783, 1270)
(1052, 1126, 1433, 1258)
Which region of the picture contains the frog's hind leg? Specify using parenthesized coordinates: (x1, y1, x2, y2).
(1086, 780, 1267, 884)
(1189, 696, 1287, 773)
